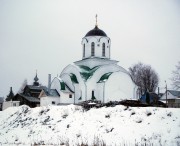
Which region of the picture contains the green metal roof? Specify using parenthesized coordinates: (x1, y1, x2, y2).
(97, 72, 113, 83)
(78, 65, 99, 81)
(69, 73, 79, 84)
(60, 81, 66, 90)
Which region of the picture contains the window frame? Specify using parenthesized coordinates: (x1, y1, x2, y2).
(91, 42, 95, 56)
(102, 43, 105, 57)
(69, 94, 72, 98)
(83, 44, 85, 57)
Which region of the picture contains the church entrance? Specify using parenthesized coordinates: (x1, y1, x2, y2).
(92, 90, 95, 100)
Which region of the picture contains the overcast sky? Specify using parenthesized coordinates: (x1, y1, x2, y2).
(0, 0, 180, 98)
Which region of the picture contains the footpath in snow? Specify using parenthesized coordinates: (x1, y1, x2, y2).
(0, 105, 180, 146)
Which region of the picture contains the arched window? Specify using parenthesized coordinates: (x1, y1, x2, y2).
(83, 44, 85, 57)
(91, 42, 95, 56)
(102, 43, 105, 57)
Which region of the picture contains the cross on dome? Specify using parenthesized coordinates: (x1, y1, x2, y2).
(95, 14, 98, 26)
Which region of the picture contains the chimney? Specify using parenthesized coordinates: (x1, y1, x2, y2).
(48, 74, 51, 93)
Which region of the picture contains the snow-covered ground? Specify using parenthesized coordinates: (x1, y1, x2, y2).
(0, 105, 180, 146)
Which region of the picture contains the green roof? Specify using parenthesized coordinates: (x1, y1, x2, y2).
(78, 65, 99, 81)
(69, 73, 79, 84)
(97, 72, 113, 83)
(60, 81, 66, 90)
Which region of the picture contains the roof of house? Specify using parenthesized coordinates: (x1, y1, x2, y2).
(26, 85, 47, 91)
(43, 89, 60, 97)
(168, 90, 180, 97)
(160, 90, 180, 100)
(18, 94, 40, 103)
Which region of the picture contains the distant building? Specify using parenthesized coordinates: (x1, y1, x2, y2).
(140, 92, 166, 107)
(13, 73, 44, 108)
(2, 101, 20, 111)
(39, 88, 60, 106)
(13, 73, 60, 108)
(140, 92, 159, 105)
(161, 90, 180, 108)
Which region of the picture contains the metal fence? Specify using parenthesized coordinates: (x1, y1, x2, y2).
(168, 103, 180, 108)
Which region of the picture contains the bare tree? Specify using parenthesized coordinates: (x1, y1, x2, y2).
(171, 61, 180, 90)
(18, 79, 28, 93)
(129, 63, 159, 97)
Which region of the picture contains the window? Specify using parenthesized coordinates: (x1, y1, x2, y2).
(83, 44, 85, 57)
(102, 43, 105, 57)
(69, 94, 72, 98)
(13, 103, 16, 106)
(91, 42, 95, 56)
(52, 101, 55, 104)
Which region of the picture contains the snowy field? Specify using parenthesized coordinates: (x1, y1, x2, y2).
(0, 105, 180, 146)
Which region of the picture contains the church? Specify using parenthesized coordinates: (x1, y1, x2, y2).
(51, 17, 138, 104)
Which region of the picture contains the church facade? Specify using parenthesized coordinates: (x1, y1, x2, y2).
(51, 22, 138, 104)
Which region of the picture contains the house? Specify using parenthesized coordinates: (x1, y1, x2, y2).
(13, 85, 47, 108)
(140, 92, 166, 107)
(2, 87, 20, 110)
(13, 73, 60, 107)
(51, 17, 138, 105)
(0, 97, 4, 111)
(39, 88, 60, 106)
(2, 101, 20, 111)
(140, 92, 159, 104)
(160, 90, 180, 108)
(13, 73, 46, 108)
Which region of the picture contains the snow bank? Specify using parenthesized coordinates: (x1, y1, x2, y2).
(0, 105, 180, 146)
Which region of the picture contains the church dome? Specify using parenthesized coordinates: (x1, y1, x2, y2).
(85, 26, 107, 37)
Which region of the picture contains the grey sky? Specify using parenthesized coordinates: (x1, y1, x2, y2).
(0, 0, 180, 98)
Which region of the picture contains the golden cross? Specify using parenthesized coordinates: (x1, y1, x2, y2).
(95, 14, 98, 26)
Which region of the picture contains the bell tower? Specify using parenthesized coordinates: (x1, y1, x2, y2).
(81, 15, 111, 60)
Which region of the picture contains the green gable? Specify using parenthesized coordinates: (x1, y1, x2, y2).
(69, 73, 79, 84)
(60, 81, 66, 90)
(78, 65, 99, 81)
(97, 72, 113, 83)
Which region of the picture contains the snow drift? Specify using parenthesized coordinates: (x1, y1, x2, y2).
(0, 105, 180, 146)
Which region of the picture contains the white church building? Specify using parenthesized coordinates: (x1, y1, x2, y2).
(51, 19, 138, 104)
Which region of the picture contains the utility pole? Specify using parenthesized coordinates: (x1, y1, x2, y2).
(165, 81, 167, 108)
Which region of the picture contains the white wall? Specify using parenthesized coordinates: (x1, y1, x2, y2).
(52, 58, 137, 104)
(3, 101, 20, 110)
(59, 92, 74, 104)
(96, 82, 104, 102)
(82, 36, 110, 59)
(105, 72, 137, 102)
(40, 96, 60, 106)
(51, 77, 75, 104)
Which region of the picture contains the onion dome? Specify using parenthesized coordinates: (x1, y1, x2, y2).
(85, 25, 107, 37)
(34, 73, 39, 82)
(33, 71, 39, 86)
(85, 15, 107, 37)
